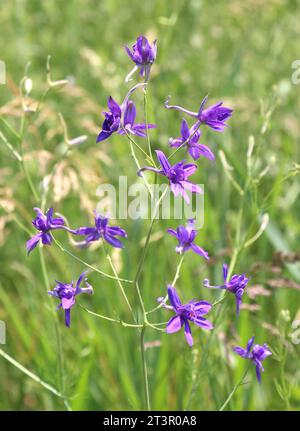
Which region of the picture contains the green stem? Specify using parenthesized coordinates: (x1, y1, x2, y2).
(18, 115, 40, 202)
(219, 365, 250, 411)
(140, 326, 151, 410)
(101, 241, 134, 318)
(143, 87, 152, 160)
(52, 236, 133, 283)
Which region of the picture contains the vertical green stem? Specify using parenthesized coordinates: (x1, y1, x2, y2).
(101, 242, 134, 318)
(219, 364, 250, 411)
(140, 326, 151, 411)
(143, 87, 152, 160)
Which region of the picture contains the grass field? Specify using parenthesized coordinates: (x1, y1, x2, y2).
(0, 0, 300, 411)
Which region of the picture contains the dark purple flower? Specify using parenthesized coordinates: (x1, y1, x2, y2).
(48, 271, 93, 328)
(167, 219, 209, 260)
(233, 336, 272, 382)
(165, 95, 232, 132)
(203, 264, 249, 314)
(96, 96, 121, 142)
(75, 212, 127, 249)
(96, 98, 155, 142)
(125, 35, 157, 81)
(169, 119, 215, 161)
(26, 207, 74, 255)
(161, 285, 213, 347)
(138, 150, 202, 204)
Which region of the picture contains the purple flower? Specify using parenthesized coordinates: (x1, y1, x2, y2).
(48, 271, 93, 328)
(233, 336, 272, 382)
(138, 150, 202, 204)
(96, 96, 121, 142)
(169, 119, 215, 161)
(204, 264, 249, 315)
(125, 35, 157, 81)
(167, 219, 209, 260)
(26, 207, 74, 255)
(165, 95, 232, 132)
(75, 212, 127, 249)
(161, 285, 213, 347)
(96, 98, 155, 142)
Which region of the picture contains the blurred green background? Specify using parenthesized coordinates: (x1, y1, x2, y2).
(0, 0, 300, 410)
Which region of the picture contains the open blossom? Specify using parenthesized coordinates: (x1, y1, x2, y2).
(169, 119, 215, 161)
(75, 212, 127, 249)
(160, 285, 213, 347)
(138, 150, 202, 204)
(167, 219, 209, 260)
(26, 207, 75, 254)
(125, 35, 157, 81)
(96, 97, 155, 142)
(203, 264, 249, 314)
(165, 95, 232, 132)
(48, 272, 93, 328)
(233, 336, 272, 382)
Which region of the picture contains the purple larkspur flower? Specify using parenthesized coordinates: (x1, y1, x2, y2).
(26, 207, 75, 255)
(138, 150, 202, 204)
(169, 119, 215, 161)
(125, 35, 157, 81)
(161, 285, 213, 347)
(167, 219, 209, 260)
(204, 264, 249, 315)
(48, 271, 93, 328)
(165, 95, 232, 132)
(233, 336, 272, 382)
(96, 97, 155, 142)
(75, 212, 127, 249)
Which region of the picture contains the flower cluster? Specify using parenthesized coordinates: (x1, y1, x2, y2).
(25, 35, 271, 383)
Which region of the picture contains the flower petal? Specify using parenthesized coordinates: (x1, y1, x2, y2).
(194, 301, 212, 315)
(233, 346, 248, 358)
(65, 309, 71, 328)
(41, 232, 52, 245)
(182, 163, 197, 177)
(156, 150, 171, 175)
(166, 315, 183, 333)
(124, 100, 136, 126)
(26, 233, 42, 254)
(167, 228, 178, 238)
(193, 317, 213, 330)
(107, 96, 121, 117)
(104, 233, 124, 248)
(184, 320, 193, 346)
(181, 119, 190, 141)
(191, 243, 209, 259)
(182, 181, 203, 194)
(167, 285, 182, 310)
